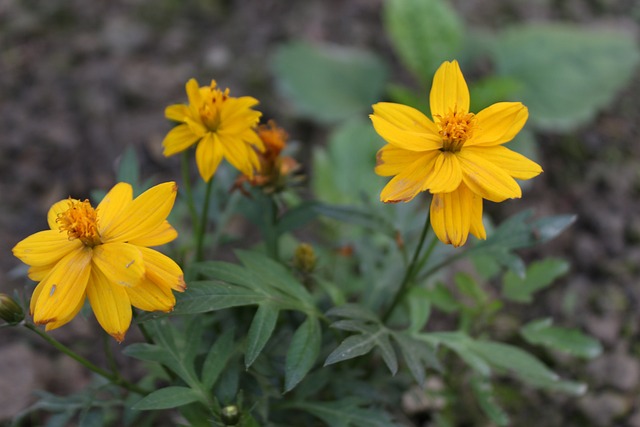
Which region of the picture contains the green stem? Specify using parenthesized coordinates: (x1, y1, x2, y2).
(24, 323, 149, 395)
(265, 194, 280, 261)
(382, 210, 432, 322)
(195, 178, 214, 262)
(209, 190, 241, 252)
(181, 151, 199, 230)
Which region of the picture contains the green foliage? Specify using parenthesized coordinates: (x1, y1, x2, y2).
(384, 0, 464, 83)
(502, 258, 570, 303)
(521, 318, 603, 359)
(492, 24, 640, 131)
(271, 41, 388, 123)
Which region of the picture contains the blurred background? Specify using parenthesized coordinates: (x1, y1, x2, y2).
(1, 0, 639, 425)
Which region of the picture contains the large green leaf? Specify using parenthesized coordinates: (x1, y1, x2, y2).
(492, 24, 640, 131)
(271, 41, 388, 123)
(132, 387, 201, 410)
(173, 281, 265, 314)
(521, 318, 602, 359)
(289, 398, 400, 427)
(285, 316, 322, 392)
(201, 330, 235, 389)
(245, 303, 280, 368)
(471, 376, 509, 426)
(384, 0, 464, 83)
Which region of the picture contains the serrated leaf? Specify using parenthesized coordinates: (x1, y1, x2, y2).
(172, 281, 265, 314)
(493, 24, 640, 131)
(502, 258, 570, 303)
(521, 318, 602, 359)
(202, 329, 235, 390)
(471, 377, 509, 426)
(245, 304, 280, 368)
(285, 316, 322, 392)
(132, 387, 201, 410)
(272, 41, 388, 123)
(384, 0, 463, 82)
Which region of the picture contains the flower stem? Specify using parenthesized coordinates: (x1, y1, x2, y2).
(181, 151, 199, 231)
(265, 194, 280, 261)
(195, 178, 214, 262)
(24, 323, 149, 395)
(382, 210, 433, 322)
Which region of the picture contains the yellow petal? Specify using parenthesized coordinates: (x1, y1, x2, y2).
(424, 152, 462, 194)
(195, 133, 224, 182)
(458, 149, 522, 203)
(165, 104, 189, 122)
(128, 221, 178, 247)
(28, 263, 56, 281)
(465, 145, 542, 180)
(87, 268, 132, 342)
(97, 182, 133, 237)
(370, 114, 442, 152)
(465, 102, 528, 147)
(430, 60, 470, 119)
(92, 243, 145, 288)
(140, 246, 186, 292)
(126, 277, 176, 312)
(185, 78, 202, 108)
(47, 199, 74, 230)
(102, 182, 178, 243)
(44, 291, 86, 331)
(380, 151, 441, 203)
(375, 144, 425, 177)
(430, 185, 473, 247)
(468, 183, 486, 240)
(13, 230, 83, 267)
(372, 102, 439, 134)
(162, 124, 201, 157)
(220, 96, 261, 125)
(221, 135, 260, 178)
(33, 247, 92, 327)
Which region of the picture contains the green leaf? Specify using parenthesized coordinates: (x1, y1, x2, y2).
(469, 76, 523, 113)
(454, 273, 487, 306)
(272, 41, 388, 123)
(471, 376, 509, 426)
(172, 281, 264, 314)
(236, 250, 313, 305)
(133, 387, 201, 410)
(384, 0, 464, 82)
(324, 333, 379, 366)
(386, 83, 430, 115)
(393, 332, 441, 385)
(493, 24, 640, 131)
(312, 203, 396, 236)
(116, 146, 140, 192)
(312, 119, 387, 205)
(469, 341, 558, 383)
(502, 258, 570, 303)
(425, 283, 459, 313)
(202, 329, 236, 390)
(521, 318, 602, 359)
(276, 201, 319, 234)
(376, 333, 399, 375)
(285, 316, 322, 392)
(326, 304, 380, 322)
(406, 287, 431, 333)
(245, 303, 280, 368)
(290, 398, 400, 427)
(193, 261, 257, 288)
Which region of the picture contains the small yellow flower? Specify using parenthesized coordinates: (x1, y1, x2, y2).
(371, 60, 542, 247)
(12, 182, 185, 342)
(162, 79, 264, 182)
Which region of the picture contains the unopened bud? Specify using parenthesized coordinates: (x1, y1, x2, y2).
(293, 243, 317, 274)
(0, 294, 24, 325)
(221, 404, 240, 426)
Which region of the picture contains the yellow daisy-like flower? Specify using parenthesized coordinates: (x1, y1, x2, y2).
(162, 79, 264, 182)
(12, 182, 185, 342)
(371, 60, 542, 247)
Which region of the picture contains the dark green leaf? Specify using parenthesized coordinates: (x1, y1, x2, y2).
(521, 318, 602, 359)
(202, 329, 235, 389)
(502, 258, 569, 303)
(132, 386, 201, 410)
(245, 303, 280, 368)
(290, 398, 400, 427)
(493, 24, 640, 131)
(324, 333, 379, 366)
(376, 333, 399, 375)
(393, 332, 442, 385)
(276, 202, 319, 234)
(285, 316, 322, 392)
(173, 281, 264, 314)
(272, 41, 388, 123)
(326, 304, 380, 322)
(384, 0, 463, 82)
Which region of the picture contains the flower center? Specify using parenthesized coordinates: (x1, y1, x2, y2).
(436, 110, 475, 153)
(57, 199, 101, 247)
(199, 82, 229, 132)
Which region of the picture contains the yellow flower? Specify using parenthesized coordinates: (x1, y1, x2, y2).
(12, 182, 185, 342)
(162, 79, 264, 182)
(371, 60, 542, 247)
